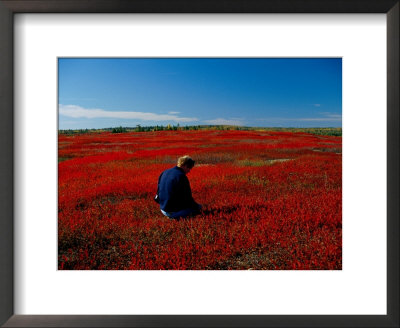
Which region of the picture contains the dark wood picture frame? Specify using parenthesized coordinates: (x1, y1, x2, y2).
(0, 1, 398, 327)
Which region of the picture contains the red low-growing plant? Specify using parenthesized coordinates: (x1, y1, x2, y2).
(58, 130, 342, 270)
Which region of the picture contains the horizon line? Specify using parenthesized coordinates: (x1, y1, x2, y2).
(58, 124, 342, 130)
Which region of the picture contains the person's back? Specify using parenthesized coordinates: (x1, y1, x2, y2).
(156, 156, 202, 219)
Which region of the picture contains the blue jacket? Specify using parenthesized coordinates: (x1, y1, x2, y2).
(157, 166, 197, 212)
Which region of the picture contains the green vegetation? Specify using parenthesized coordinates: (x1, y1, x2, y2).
(112, 126, 128, 133)
(59, 125, 342, 136)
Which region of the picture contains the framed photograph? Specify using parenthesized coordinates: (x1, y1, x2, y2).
(1, 1, 398, 327)
(57, 57, 343, 272)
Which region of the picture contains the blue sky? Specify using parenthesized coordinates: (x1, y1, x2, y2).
(58, 58, 342, 129)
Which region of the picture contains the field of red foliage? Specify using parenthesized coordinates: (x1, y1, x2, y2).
(58, 129, 342, 270)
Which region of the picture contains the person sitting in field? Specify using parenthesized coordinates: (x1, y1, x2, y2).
(155, 155, 202, 219)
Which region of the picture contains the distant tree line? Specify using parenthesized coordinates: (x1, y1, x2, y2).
(59, 125, 342, 136)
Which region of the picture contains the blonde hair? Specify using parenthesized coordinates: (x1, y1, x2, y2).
(177, 155, 195, 168)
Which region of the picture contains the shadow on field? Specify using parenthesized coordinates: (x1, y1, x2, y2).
(201, 205, 239, 216)
(168, 206, 239, 221)
(201, 203, 270, 216)
(174, 203, 270, 221)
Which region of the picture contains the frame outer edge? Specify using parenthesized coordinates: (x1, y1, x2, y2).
(1, 0, 399, 327)
(387, 2, 400, 327)
(0, 0, 398, 13)
(0, 1, 14, 327)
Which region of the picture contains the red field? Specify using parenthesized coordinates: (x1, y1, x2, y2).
(58, 129, 342, 270)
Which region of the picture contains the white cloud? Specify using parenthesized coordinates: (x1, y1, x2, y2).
(59, 105, 198, 123)
(168, 111, 180, 114)
(203, 118, 244, 126)
(298, 113, 342, 121)
(255, 112, 342, 124)
(314, 103, 321, 107)
(297, 117, 341, 122)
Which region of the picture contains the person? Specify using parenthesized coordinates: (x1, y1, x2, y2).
(155, 155, 202, 219)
